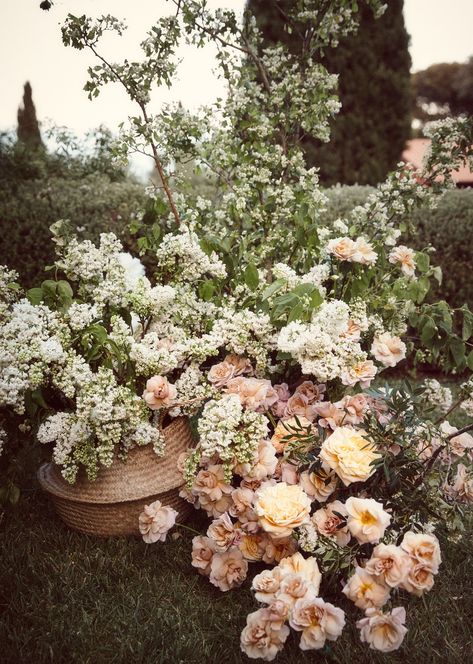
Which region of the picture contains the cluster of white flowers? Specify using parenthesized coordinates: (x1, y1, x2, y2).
(0, 300, 68, 413)
(422, 379, 453, 413)
(0, 265, 21, 318)
(272, 262, 329, 296)
(278, 301, 371, 384)
(197, 394, 268, 471)
(66, 302, 98, 331)
(169, 365, 216, 417)
(37, 367, 161, 483)
(212, 308, 276, 373)
(460, 378, 473, 417)
(155, 227, 226, 283)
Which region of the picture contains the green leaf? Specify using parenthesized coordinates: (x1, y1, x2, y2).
(244, 263, 259, 290)
(26, 288, 43, 305)
(199, 280, 215, 301)
(287, 302, 305, 322)
(261, 279, 286, 301)
(57, 280, 73, 304)
(461, 307, 473, 341)
(310, 289, 324, 309)
(467, 350, 473, 371)
(420, 317, 437, 345)
(449, 337, 466, 367)
(415, 252, 430, 273)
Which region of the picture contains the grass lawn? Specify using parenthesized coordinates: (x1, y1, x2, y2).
(1, 484, 472, 664)
(1, 376, 472, 664)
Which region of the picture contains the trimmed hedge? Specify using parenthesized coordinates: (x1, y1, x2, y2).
(0, 173, 146, 288)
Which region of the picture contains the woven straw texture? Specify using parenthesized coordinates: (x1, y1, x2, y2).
(37, 416, 194, 537)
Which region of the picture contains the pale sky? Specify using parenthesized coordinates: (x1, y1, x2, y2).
(1, 0, 472, 138)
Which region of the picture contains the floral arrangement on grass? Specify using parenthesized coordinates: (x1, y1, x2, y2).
(1, 0, 473, 660)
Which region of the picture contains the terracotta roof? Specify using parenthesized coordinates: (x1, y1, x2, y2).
(402, 138, 473, 184)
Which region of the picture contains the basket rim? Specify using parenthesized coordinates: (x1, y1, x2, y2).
(37, 416, 190, 505)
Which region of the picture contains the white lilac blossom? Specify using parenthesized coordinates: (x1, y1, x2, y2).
(155, 227, 226, 284)
(422, 379, 453, 414)
(0, 300, 68, 413)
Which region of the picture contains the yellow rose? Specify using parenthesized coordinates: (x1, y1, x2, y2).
(319, 427, 381, 486)
(255, 482, 311, 539)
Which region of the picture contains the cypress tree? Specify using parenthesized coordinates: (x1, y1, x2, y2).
(17, 82, 44, 150)
(246, 0, 412, 185)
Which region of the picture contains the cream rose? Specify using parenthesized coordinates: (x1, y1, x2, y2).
(209, 547, 248, 591)
(207, 512, 241, 552)
(341, 360, 377, 388)
(371, 332, 406, 368)
(357, 607, 408, 653)
(138, 500, 178, 543)
(252, 567, 283, 604)
(239, 439, 278, 481)
(192, 465, 233, 518)
(255, 483, 311, 538)
(326, 237, 358, 261)
(365, 544, 410, 587)
(289, 597, 346, 651)
(389, 245, 416, 277)
(207, 361, 235, 387)
(240, 608, 289, 661)
(342, 568, 390, 610)
(278, 552, 322, 595)
(353, 237, 377, 265)
(400, 562, 435, 596)
(226, 377, 278, 412)
(142, 375, 177, 410)
(319, 427, 381, 486)
(345, 497, 391, 544)
(400, 531, 441, 572)
(277, 573, 312, 608)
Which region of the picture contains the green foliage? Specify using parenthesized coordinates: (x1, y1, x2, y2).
(247, 0, 412, 185)
(0, 132, 146, 288)
(412, 188, 473, 309)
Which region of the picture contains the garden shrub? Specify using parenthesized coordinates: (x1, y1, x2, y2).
(0, 135, 146, 287)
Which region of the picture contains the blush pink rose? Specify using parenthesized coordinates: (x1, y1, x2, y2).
(142, 375, 177, 410)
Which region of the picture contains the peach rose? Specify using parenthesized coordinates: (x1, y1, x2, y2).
(314, 401, 346, 429)
(319, 427, 381, 486)
(226, 377, 278, 412)
(442, 422, 473, 459)
(357, 607, 408, 652)
(229, 486, 254, 518)
(238, 439, 278, 481)
(209, 547, 248, 592)
(299, 468, 338, 502)
(266, 599, 290, 627)
(224, 353, 253, 376)
(262, 536, 298, 565)
(191, 535, 216, 576)
(340, 319, 362, 341)
(353, 237, 377, 265)
(290, 597, 346, 651)
(337, 394, 369, 426)
(193, 464, 233, 518)
(400, 561, 435, 596)
(207, 512, 241, 552)
(275, 573, 312, 609)
(271, 417, 313, 453)
(294, 381, 325, 403)
(389, 245, 416, 277)
(279, 461, 299, 485)
(142, 375, 177, 410)
(138, 500, 178, 543)
(342, 567, 390, 610)
(341, 360, 377, 388)
(400, 531, 441, 572)
(238, 507, 261, 534)
(255, 482, 311, 539)
(326, 237, 358, 261)
(371, 332, 406, 368)
(278, 552, 321, 595)
(252, 567, 283, 604)
(345, 497, 391, 544)
(445, 463, 473, 503)
(313, 500, 350, 546)
(271, 383, 291, 418)
(239, 532, 268, 561)
(365, 544, 410, 587)
(284, 393, 317, 422)
(240, 608, 289, 661)
(207, 361, 236, 387)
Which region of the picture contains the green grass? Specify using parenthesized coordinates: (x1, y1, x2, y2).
(0, 486, 472, 664)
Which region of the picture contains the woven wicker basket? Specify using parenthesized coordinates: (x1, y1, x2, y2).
(37, 416, 194, 537)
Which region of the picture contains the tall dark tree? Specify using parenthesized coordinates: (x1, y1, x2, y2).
(17, 82, 43, 150)
(247, 0, 412, 185)
(412, 58, 473, 127)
